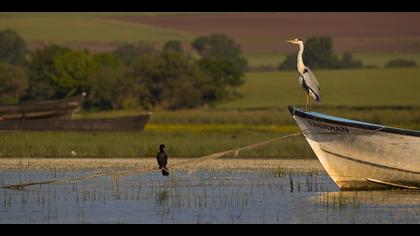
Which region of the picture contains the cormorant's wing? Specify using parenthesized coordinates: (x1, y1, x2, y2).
(157, 152, 165, 166)
(157, 152, 168, 166)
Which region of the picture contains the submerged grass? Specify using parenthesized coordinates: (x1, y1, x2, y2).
(1, 168, 419, 223)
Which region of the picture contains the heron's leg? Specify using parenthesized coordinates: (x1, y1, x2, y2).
(306, 93, 309, 111)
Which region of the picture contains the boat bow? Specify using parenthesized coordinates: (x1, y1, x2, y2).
(288, 106, 420, 190)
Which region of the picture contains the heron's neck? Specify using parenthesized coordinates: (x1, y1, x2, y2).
(297, 43, 305, 73)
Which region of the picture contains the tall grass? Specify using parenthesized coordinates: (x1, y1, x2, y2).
(0, 129, 313, 159)
(82, 106, 420, 130)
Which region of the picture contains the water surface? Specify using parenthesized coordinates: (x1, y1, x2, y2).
(0, 169, 419, 224)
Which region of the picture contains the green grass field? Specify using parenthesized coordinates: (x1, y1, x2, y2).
(244, 52, 286, 69)
(353, 52, 420, 67)
(0, 130, 311, 159)
(0, 13, 194, 44)
(220, 68, 420, 109)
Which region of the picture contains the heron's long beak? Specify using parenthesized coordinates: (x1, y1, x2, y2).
(286, 39, 294, 44)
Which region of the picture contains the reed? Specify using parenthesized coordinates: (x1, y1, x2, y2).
(0, 127, 313, 158)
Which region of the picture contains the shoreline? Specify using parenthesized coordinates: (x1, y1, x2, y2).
(0, 158, 324, 172)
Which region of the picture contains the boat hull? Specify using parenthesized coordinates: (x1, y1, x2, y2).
(289, 106, 420, 190)
(0, 95, 84, 120)
(0, 114, 151, 132)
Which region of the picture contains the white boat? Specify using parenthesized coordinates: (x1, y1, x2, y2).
(289, 106, 420, 190)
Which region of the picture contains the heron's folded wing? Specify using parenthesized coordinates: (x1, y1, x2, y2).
(303, 68, 321, 101)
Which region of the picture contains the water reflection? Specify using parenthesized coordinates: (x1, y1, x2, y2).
(155, 190, 169, 206)
(314, 190, 420, 207)
(307, 190, 420, 224)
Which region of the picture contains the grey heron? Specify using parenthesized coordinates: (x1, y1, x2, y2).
(287, 38, 321, 111)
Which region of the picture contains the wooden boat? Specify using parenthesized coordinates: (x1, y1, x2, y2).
(289, 106, 420, 190)
(0, 95, 85, 120)
(0, 110, 75, 120)
(0, 113, 152, 132)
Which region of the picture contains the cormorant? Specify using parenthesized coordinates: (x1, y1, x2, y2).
(156, 144, 169, 176)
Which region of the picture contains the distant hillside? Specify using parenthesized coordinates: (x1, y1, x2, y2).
(1, 13, 420, 54)
(108, 12, 420, 53)
(1, 13, 420, 68)
(0, 13, 194, 52)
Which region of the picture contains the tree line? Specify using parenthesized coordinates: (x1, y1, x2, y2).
(279, 37, 363, 70)
(278, 36, 418, 70)
(0, 29, 247, 110)
(1, 29, 416, 110)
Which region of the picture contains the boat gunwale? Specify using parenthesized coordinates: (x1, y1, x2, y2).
(288, 106, 420, 138)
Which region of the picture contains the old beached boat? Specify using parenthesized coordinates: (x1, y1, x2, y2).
(0, 93, 152, 132)
(0, 113, 152, 132)
(289, 106, 420, 190)
(0, 95, 85, 120)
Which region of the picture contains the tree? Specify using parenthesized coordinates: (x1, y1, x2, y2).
(192, 34, 239, 58)
(113, 42, 156, 65)
(51, 50, 94, 98)
(24, 45, 94, 101)
(278, 54, 296, 71)
(279, 36, 363, 70)
(198, 57, 244, 102)
(127, 52, 208, 110)
(339, 52, 363, 68)
(84, 53, 129, 110)
(24, 45, 68, 100)
(163, 40, 183, 53)
(0, 29, 28, 66)
(0, 62, 28, 105)
(385, 59, 417, 68)
(191, 34, 246, 102)
(303, 37, 337, 68)
(192, 34, 248, 70)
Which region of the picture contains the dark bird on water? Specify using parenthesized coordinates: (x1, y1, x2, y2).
(156, 144, 169, 176)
